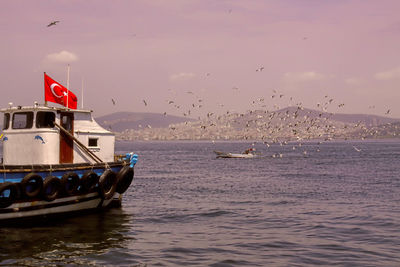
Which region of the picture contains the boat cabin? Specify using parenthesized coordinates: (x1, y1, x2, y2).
(1, 104, 114, 165)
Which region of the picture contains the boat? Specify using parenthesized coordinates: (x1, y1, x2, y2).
(214, 150, 257, 158)
(0, 73, 137, 224)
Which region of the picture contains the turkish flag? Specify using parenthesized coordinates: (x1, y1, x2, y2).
(44, 73, 78, 109)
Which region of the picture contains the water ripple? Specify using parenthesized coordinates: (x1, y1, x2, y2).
(2, 141, 400, 266)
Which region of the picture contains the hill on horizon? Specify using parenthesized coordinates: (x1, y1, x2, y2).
(95, 111, 195, 132)
(275, 106, 399, 126)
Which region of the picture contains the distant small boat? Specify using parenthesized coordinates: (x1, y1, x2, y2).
(214, 150, 257, 158)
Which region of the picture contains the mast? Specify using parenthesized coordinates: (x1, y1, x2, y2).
(66, 64, 70, 109)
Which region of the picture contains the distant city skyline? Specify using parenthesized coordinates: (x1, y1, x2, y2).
(1, 0, 400, 118)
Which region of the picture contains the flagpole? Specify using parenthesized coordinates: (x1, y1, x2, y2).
(66, 64, 70, 109)
(44, 72, 48, 107)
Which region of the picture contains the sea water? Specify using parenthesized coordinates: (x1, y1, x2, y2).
(0, 140, 400, 266)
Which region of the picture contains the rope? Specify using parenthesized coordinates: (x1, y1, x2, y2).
(2, 163, 6, 182)
(104, 162, 110, 170)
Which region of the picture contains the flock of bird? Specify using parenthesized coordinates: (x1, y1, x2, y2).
(113, 81, 398, 158)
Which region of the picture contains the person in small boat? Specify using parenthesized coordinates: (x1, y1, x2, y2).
(243, 148, 255, 154)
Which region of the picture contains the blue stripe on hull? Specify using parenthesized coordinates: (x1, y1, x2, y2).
(0, 166, 123, 183)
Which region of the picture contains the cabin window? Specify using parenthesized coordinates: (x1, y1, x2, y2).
(3, 113, 10, 129)
(12, 112, 33, 129)
(88, 138, 98, 147)
(61, 115, 72, 131)
(36, 112, 55, 128)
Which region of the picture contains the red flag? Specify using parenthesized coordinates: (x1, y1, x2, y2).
(44, 73, 77, 109)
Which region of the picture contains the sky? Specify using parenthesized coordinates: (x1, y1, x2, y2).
(1, 0, 400, 118)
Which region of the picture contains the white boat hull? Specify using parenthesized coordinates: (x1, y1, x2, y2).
(0, 192, 121, 222)
(214, 150, 256, 158)
(223, 153, 255, 158)
(0, 161, 135, 224)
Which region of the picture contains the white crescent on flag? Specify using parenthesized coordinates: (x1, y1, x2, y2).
(50, 83, 63, 98)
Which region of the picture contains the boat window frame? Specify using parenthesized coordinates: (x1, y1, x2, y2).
(3, 113, 10, 130)
(36, 111, 56, 128)
(88, 137, 99, 147)
(12, 112, 34, 129)
(61, 114, 73, 131)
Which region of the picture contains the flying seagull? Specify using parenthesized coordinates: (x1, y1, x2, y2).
(47, 20, 60, 27)
(143, 99, 147, 106)
(111, 98, 116, 105)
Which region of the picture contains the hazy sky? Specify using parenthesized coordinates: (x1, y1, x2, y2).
(1, 0, 400, 118)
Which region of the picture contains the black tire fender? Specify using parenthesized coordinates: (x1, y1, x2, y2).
(0, 182, 19, 208)
(98, 170, 117, 200)
(42, 176, 61, 202)
(61, 172, 80, 196)
(116, 166, 134, 194)
(80, 171, 99, 193)
(21, 173, 43, 198)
